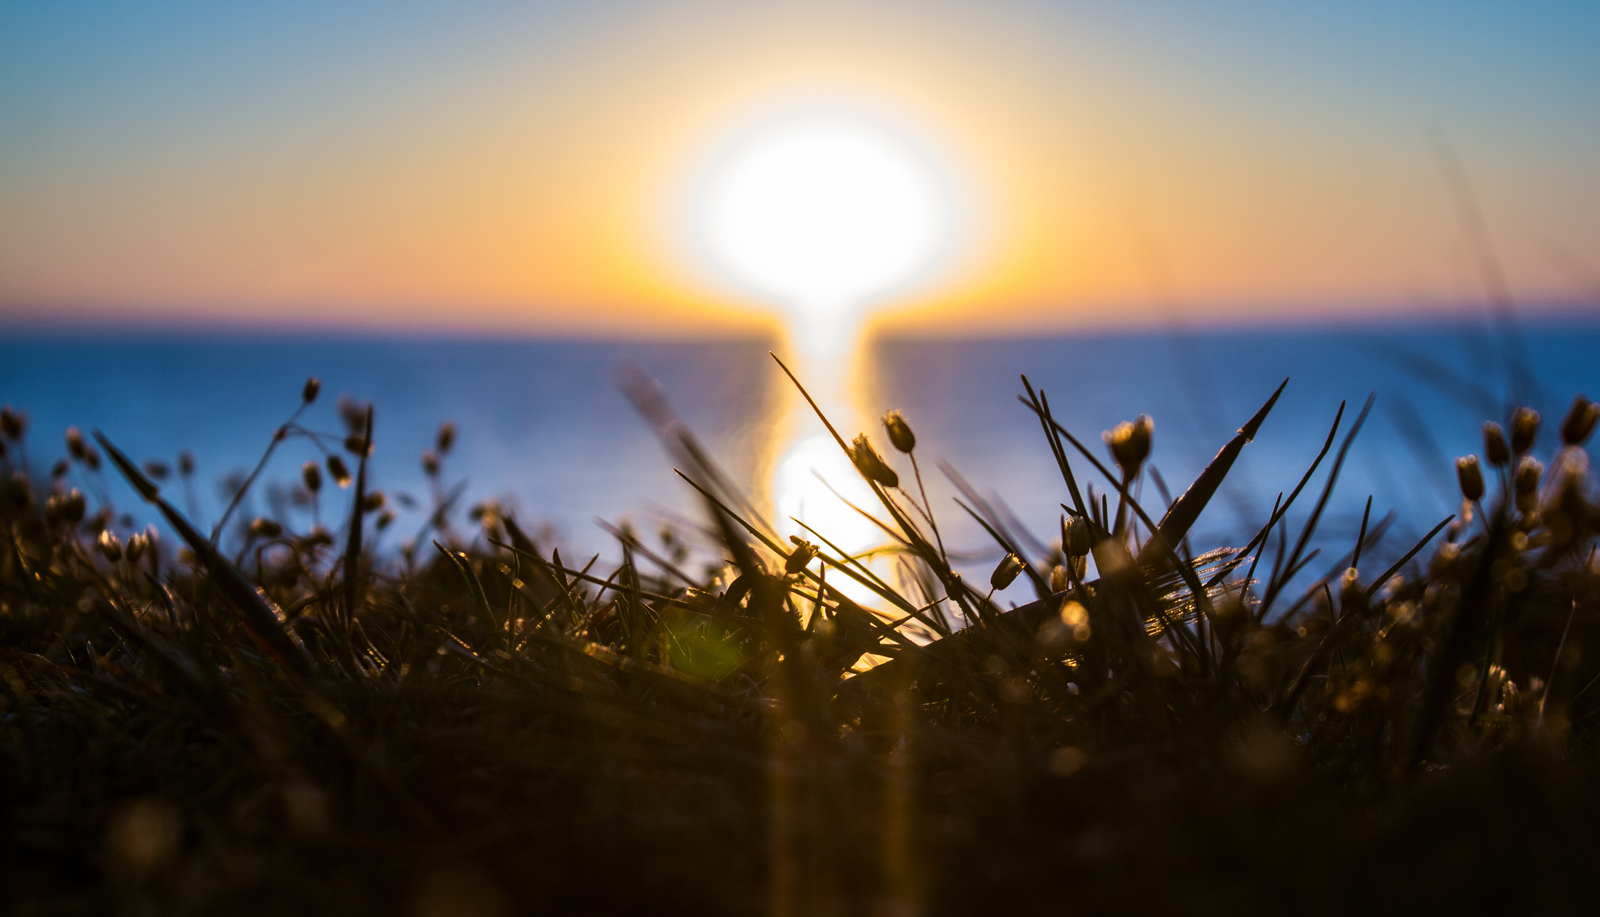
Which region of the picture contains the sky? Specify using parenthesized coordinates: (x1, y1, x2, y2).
(2, 0, 1598, 337)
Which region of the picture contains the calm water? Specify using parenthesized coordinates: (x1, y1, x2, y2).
(3, 319, 1596, 598)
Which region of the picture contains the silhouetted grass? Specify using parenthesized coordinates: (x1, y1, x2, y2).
(0, 364, 1597, 917)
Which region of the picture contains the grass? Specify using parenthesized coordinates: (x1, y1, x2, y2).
(0, 358, 1597, 916)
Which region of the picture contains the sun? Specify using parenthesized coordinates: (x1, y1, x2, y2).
(695, 108, 954, 358)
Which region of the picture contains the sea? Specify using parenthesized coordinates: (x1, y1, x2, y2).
(3, 317, 1596, 603)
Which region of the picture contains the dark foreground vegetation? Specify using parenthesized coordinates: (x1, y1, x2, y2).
(2, 362, 1598, 916)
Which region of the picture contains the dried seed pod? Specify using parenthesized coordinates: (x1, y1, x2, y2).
(50, 459, 69, 479)
(849, 434, 899, 489)
(343, 434, 370, 456)
(124, 532, 147, 563)
(178, 452, 195, 477)
(1102, 415, 1153, 477)
(82, 445, 101, 471)
(421, 449, 439, 476)
(249, 517, 282, 538)
(376, 510, 395, 531)
(326, 455, 352, 488)
(882, 410, 916, 454)
(302, 376, 321, 404)
(990, 552, 1026, 590)
(1560, 394, 1599, 446)
(337, 395, 368, 434)
(785, 536, 819, 575)
(1482, 422, 1510, 466)
(1510, 407, 1539, 455)
(1455, 455, 1485, 502)
(1061, 513, 1091, 557)
(1514, 455, 1543, 513)
(97, 529, 122, 562)
(362, 491, 385, 513)
(65, 427, 87, 459)
(142, 460, 170, 480)
(0, 406, 24, 440)
(1049, 565, 1069, 594)
(436, 421, 457, 455)
(302, 460, 322, 493)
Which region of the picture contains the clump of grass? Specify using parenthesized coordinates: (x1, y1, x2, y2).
(1, 365, 1598, 917)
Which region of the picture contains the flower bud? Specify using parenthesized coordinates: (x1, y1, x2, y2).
(421, 449, 439, 476)
(302, 460, 322, 493)
(344, 434, 370, 456)
(97, 529, 122, 562)
(1455, 455, 1484, 502)
(990, 552, 1026, 590)
(1482, 422, 1510, 466)
(881, 410, 916, 454)
(1560, 394, 1599, 446)
(785, 536, 819, 575)
(142, 460, 170, 480)
(249, 517, 282, 538)
(0, 406, 24, 440)
(376, 510, 395, 531)
(362, 490, 385, 513)
(1061, 513, 1091, 557)
(1514, 455, 1543, 513)
(124, 532, 148, 563)
(178, 452, 195, 477)
(849, 434, 899, 489)
(50, 459, 69, 479)
(1049, 565, 1069, 593)
(326, 455, 352, 488)
(302, 376, 321, 404)
(1510, 407, 1539, 455)
(1102, 415, 1153, 477)
(65, 427, 87, 459)
(436, 421, 457, 455)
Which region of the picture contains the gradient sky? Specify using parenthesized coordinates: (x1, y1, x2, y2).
(2, 0, 1597, 335)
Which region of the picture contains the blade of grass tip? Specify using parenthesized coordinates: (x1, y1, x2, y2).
(595, 520, 700, 588)
(1020, 377, 1088, 521)
(772, 352, 852, 455)
(1211, 491, 1281, 591)
(1258, 394, 1374, 620)
(1364, 514, 1454, 599)
(1351, 496, 1374, 573)
(343, 405, 372, 630)
(792, 519, 918, 614)
(1134, 378, 1288, 569)
(94, 430, 313, 678)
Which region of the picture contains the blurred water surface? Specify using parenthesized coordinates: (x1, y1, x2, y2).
(2, 320, 1595, 594)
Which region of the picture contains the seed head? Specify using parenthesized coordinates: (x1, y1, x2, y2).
(337, 395, 368, 435)
(1514, 455, 1543, 513)
(302, 377, 321, 404)
(882, 410, 916, 454)
(61, 489, 86, 524)
(249, 517, 282, 538)
(326, 455, 352, 488)
(302, 460, 322, 493)
(1061, 513, 1091, 557)
(343, 434, 370, 456)
(436, 421, 457, 455)
(178, 452, 195, 477)
(1102, 415, 1153, 477)
(421, 449, 439, 476)
(1510, 407, 1539, 455)
(97, 529, 122, 562)
(1560, 394, 1599, 446)
(849, 434, 899, 489)
(0, 406, 24, 440)
(376, 510, 395, 531)
(1455, 455, 1485, 502)
(50, 459, 69, 479)
(990, 552, 1026, 590)
(1483, 422, 1510, 466)
(142, 460, 170, 481)
(785, 536, 819, 575)
(65, 427, 87, 459)
(125, 532, 148, 563)
(1049, 565, 1069, 593)
(362, 491, 385, 513)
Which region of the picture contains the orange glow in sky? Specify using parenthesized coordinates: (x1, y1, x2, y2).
(2, 2, 1597, 335)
